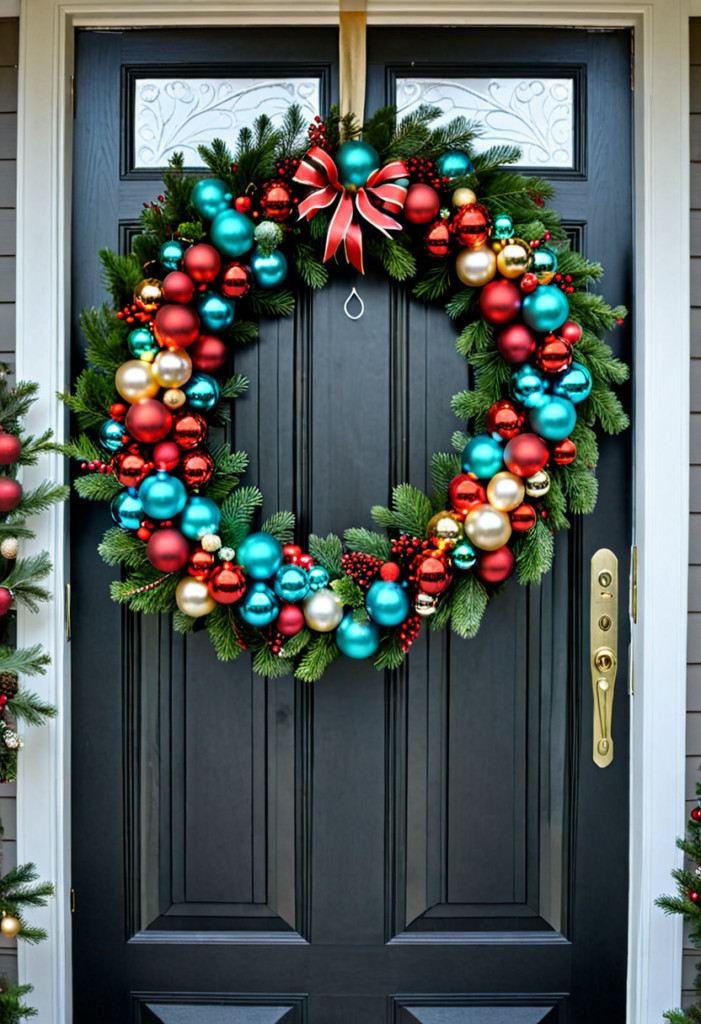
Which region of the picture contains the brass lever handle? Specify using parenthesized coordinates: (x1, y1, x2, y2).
(590, 550, 618, 767)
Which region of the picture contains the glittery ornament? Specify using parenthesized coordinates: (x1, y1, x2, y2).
(201, 533, 222, 553)
(0, 537, 18, 559)
(254, 219, 285, 255)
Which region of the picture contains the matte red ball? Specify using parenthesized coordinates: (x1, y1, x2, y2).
(380, 561, 401, 582)
(560, 320, 583, 345)
(190, 334, 228, 373)
(425, 219, 452, 258)
(170, 411, 208, 450)
(535, 334, 573, 374)
(510, 503, 537, 532)
(475, 545, 515, 584)
(146, 528, 191, 572)
(0, 587, 11, 615)
(448, 474, 486, 515)
(209, 563, 247, 604)
(277, 602, 306, 636)
(162, 271, 195, 304)
(153, 441, 180, 471)
(112, 450, 151, 488)
(552, 437, 577, 466)
(221, 261, 252, 299)
(480, 279, 522, 325)
(404, 183, 441, 225)
(453, 203, 491, 247)
(153, 303, 201, 350)
(125, 399, 173, 444)
(235, 196, 252, 214)
(0, 432, 20, 467)
(180, 449, 214, 489)
(503, 433, 549, 478)
(188, 548, 215, 579)
(182, 243, 222, 284)
(497, 323, 536, 364)
(416, 554, 452, 595)
(110, 403, 127, 421)
(0, 478, 21, 512)
(486, 399, 525, 440)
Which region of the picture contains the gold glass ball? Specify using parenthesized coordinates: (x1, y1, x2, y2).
(134, 277, 163, 312)
(426, 510, 463, 545)
(452, 187, 477, 208)
(486, 471, 526, 512)
(163, 388, 186, 410)
(525, 470, 551, 498)
(455, 245, 497, 287)
(415, 592, 437, 617)
(175, 576, 216, 618)
(464, 502, 512, 551)
(303, 588, 343, 632)
(0, 914, 21, 938)
(115, 359, 160, 404)
(153, 348, 192, 389)
(495, 239, 532, 279)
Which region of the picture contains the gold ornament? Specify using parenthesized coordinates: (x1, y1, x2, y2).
(0, 914, 20, 938)
(175, 576, 216, 618)
(153, 348, 192, 389)
(163, 389, 186, 410)
(525, 470, 551, 498)
(415, 592, 437, 617)
(115, 359, 160, 404)
(302, 588, 343, 632)
(496, 239, 532, 279)
(464, 502, 512, 551)
(134, 278, 163, 312)
(201, 533, 222, 553)
(426, 510, 463, 545)
(486, 471, 526, 512)
(452, 187, 477, 208)
(455, 245, 497, 287)
(0, 537, 18, 559)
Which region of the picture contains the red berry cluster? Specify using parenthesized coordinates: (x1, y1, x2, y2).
(406, 157, 449, 190)
(116, 304, 153, 325)
(80, 458, 112, 474)
(266, 628, 288, 657)
(529, 232, 552, 248)
(554, 273, 575, 295)
(690, 890, 700, 902)
(398, 614, 421, 653)
(142, 195, 165, 215)
(390, 533, 424, 569)
(275, 156, 302, 180)
(341, 551, 383, 588)
(308, 116, 332, 150)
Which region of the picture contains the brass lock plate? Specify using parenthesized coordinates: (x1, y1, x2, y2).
(590, 549, 618, 768)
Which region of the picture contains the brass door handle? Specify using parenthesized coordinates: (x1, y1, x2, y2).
(590, 549, 618, 767)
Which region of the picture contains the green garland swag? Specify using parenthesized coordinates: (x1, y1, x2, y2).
(60, 103, 629, 681)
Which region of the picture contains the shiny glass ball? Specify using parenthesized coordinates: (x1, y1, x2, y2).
(238, 531, 284, 581)
(128, 327, 159, 362)
(139, 470, 187, 521)
(336, 613, 381, 660)
(110, 489, 143, 531)
(336, 140, 380, 189)
(238, 582, 280, 627)
(532, 245, 558, 283)
(528, 394, 578, 441)
(251, 249, 288, 290)
(210, 208, 255, 258)
(175, 576, 216, 618)
(462, 434, 504, 480)
(486, 471, 526, 512)
(521, 284, 570, 333)
(308, 565, 330, 591)
(197, 290, 235, 333)
(492, 213, 514, 239)
(427, 510, 463, 545)
(182, 373, 221, 413)
(452, 540, 478, 570)
(552, 361, 593, 404)
(510, 363, 548, 408)
(464, 503, 512, 551)
(273, 563, 310, 603)
(159, 239, 185, 270)
(496, 239, 532, 279)
(303, 587, 344, 632)
(191, 178, 232, 220)
(437, 149, 473, 180)
(455, 246, 496, 287)
(100, 419, 126, 452)
(365, 579, 410, 627)
(525, 470, 551, 498)
(179, 496, 221, 540)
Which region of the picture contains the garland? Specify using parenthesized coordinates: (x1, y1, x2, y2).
(61, 104, 629, 681)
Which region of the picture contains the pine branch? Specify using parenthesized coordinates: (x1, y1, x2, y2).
(513, 518, 554, 586)
(450, 573, 488, 638)
(366, 237, 416, 281)
(446, 288, 480, 320)
(343, 527, 392, 562)
(58, 368, 116, 432)
(55, 434, 102, 464)
(219, 486, 264, 548)
(374, 632, 406, 670)
(295, 633, 339, 682)
(9, 481, 68, 523)
(330, 576, 364, 608)
(293, 242, 328, 290)
(456, 319, 494, 357)
(412, 263, 452, 302)
(249, 290, 295, 318)
(371, 483, 433, 538)
(227, 320, 259, 345)
(205, 604, 245, 661)
(6, 690, 56, 728)
(252, 644, 294, 679)
(98, 527, 148, 569)
(0, 645, 50, 676)
(74, 473, 122, 502)
(260, 510, 295, 544)
(430, 451, 462, 509)
(80, 305, 129, 376)
(98, 249, 143, 308)
(2, 553, 52, 612)
(307, 534, 343, 577)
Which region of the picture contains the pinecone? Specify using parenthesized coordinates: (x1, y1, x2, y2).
(0, 672, 18, 699)
(341, 551, 383, 589)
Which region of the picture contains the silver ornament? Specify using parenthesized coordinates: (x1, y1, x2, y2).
(0, 537, 18, 560)
(219, 546, 235, 561)
(3, 730, 22, 750)
(415, 592, 437, 617)
(254, 220, 284, 256)
(303, 587, 344, 632)
(525, 469, 551, 498)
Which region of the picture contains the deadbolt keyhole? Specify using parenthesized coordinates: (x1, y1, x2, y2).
(595, 648, 615, 672)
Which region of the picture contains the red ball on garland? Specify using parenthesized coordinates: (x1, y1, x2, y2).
(180, 449, 215, 489)
(235, 196, 252, 214)
(475, 545, 515, 584)
(299, 553, 314, 571)
(190, 334, 228, 374)
(260, 181, 293, 222)
(283, 544, 302, 564)
(510, 503, 537, 532)
(153, 440, 180, 471)
(277, 602, 306, 636)
(520, 272, 539, 293)
(208, 562, 247, 604)
(162, 271, 195, 305)
(503, 432, 549, 478)
(691, 891, 700, 903)
(112, 449, 151, 488)
(188, 548, 215, 579)
(497, 323, 536, 364)
(0, 431, 21, 466)
(448, 474, 486, 515)
(125, 398, 172, 444)
(110, 403, 127, 422)
(146, 527, 190, 572)
(221, 261, 252, 299)
(486, 399, 525, 441)
(153, 304, 200, 350)
(560, 320, 583, 345)
(182, 243, 222, 284)
(416, 553, 452, 595)
(0, 478, 21, 513)
(425, 219, 451, 258)
(453, 203, 491, 247)
(692, 807, 701, 822)
(380, 561, 401, 582)
(552, 437, 577, 466)
(0, 587, 11, 616)
(404, 183, 440, 225)
(480, 279, 521, 325)
(536, 334, 573, 374)
(170, 411, 208, 450)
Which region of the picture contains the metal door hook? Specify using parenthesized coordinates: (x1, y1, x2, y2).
(343, 286, 364, 320)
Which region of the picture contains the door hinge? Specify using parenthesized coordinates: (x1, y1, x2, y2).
(70, 888, 75, 913)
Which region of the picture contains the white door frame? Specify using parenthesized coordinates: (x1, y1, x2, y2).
(13, 1, 690, 1021)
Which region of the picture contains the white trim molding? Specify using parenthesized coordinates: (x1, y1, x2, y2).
(14, 2, 691, 1022)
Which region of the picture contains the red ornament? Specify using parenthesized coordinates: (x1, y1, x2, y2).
(486, 399, 525, 441)
(182, 243, 222, 284)
(277, 602, 306, 636)
(112, 450, 151, 488)
(260, 181, 293, 222)
(536, 334, 573, 374)
(153, 441, 180, 471)
(416, 553, 452, 595)
(503, 433, 549, 478)
(221, 261, 252, 299)
(180, 449, 215, 489)
(208, 563, 247, 603)
(0, 588, 11, 615)
(170, 411, 208, 450)
(552, 438, 577, 466)
(560, 320, 583, 345)
(404, 183, 440, 225)
(0, 431, 21, 466)
(0, 478, 21, 513)
(380, 561, 401, 582)
(510, 503, 537, 532)
(520, 272, 539, 293)
(283, 544, 302, 564)
(479, 279, 521, 325)
(497, 323, 536, 364)
(146, 528, 190, 572)
(425, 219, 451, 258)
(162, 271, 195, 305)
(190, 334, 228, 374)
(299, 554, 314, 571)
(475, 545, 515, 584)
(110, 403, 127, 421)
(691, 892, 700, 903)
(453, 203, 491, 247)
(235, 196, 252, 214)
(125, 399, 172, 444)
(188, 548, 215, 579)
(153, 304, 200, 350)
(448, 474, 486, 515)
(692, 807, 701, 822)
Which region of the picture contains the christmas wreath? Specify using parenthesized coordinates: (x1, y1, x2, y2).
(60, 104, 629, 681)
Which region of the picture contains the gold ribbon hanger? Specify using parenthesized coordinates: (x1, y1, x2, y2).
(339, 1, 367, 129)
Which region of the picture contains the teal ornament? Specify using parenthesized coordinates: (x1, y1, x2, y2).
(138, 469, 187, 521)
(531, 246, 558, 279)
(493, 213, 514, 240)
(250, 249, 288, 290)
(110, 489, 143, 531)
(437, 149, 474, 180)
(197, 290, 235, 333)
(99, 419, 126, 452)
(462, 434, 504, 480)
(529, 394, 577, 441)
(308, 565, 330, 591)
(452, 541, 477, 570)
(365, 579, 410, 627)
(521, 285, 569, 333)
(179, 496, 221, 540)
(396, 177, 410, 188)
(274, 564, 309, 603)
(128, 326, 159, 361)
(238, 582, 280, 627)
(210, 208, 255, 257)
(191, 178, 232, 221)
(159, 239, 185, 270)
(510, 364, 548, 408)
(238, 531, 284, 581)
(553, 361, 592, 404)
(182, 373, 221, 413)
(336, 140, 381, 189)
(336, 613, 381, 660)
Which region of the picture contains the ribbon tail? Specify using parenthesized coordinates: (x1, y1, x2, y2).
(356, 188, 403, 238)
(324, 192, 355, 262)
(344, 220, 365, 274)
(298, 185, 340, 220)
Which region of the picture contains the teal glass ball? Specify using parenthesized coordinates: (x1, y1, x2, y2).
(250, 249, 288, 290)
(365, 579, 410, 627)
(308, 565, 330, 591)
(197, 290, 235, 333)
(238, 531, 284, 581)
(492, 213, 514, 240)
(531, 245, 558, 280)
(521, 284, 569, 333)
(452, 541, 478, 570)
(138, 470, 187, 521)
(274, 563, 310, 603)
(238, 582, 280, 627)
(336, 140, 381, 189)
(462, 434, 504, 480)
(510, 364, 548, 408)
(553, 361, 592, 404)
(159, 239, 185, 270)
(182, 373, 221, 413)
(528, 394, 577, 441)
(110, 489, 143, 530)
(179, 496, 221, 540)
(336, 612, 381, 660)
(191, 178, 232, 221)
(128, 327, 159, 361)
(437, 149, 474, 180)
(210, 209, 255, 258)
(100, 418, 126, 452)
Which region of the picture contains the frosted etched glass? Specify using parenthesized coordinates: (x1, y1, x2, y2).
(133, 78, 321, 169)
(396, 77, 574, 168)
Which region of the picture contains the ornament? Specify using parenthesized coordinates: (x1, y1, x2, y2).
(503, 432, 549, 478)
(190, 178, 232, 220)
(128, 326, 159, 362)
(171, 411, 207, 449)
(479, 279, 521, 325)
(553, 438, 577, 466)
(536, 335, 573, 374)
(201, 533, 222, 553)
(153, 348, 192, 388)
(425, 219, 452, 258)
(336, 140, 380, 188)
(112, 450, 150, 489)
(182, 243, 222, 284)
(146, 528, 190, 572)
(237, 531, 284, 580)
(254, 220, 284, 256)
(308, 566, 330, 590)
(196, 291, 235, 333)
(416, 554, 452, 595)
(251, 249, 288, 289)
(414, 592, 437, 617)
(525, 469, 551, 498)
(153, 304, 200, 350)
(115, 359, 159, 403)
(437, 149, 473, 180)
(99, 419, 127, 452)
(210, 208, 255, 258)
(188, 548, 215, 578)
(0, 537, 18, 559)
(552, 361, 593, 404)
(0, 478, 21, 512)
(182, 374, 221, 413)
(235, 196, 252, 213)
(452, 187, 477, 208)
(299, 555, 314, 570)
(529, 395, 577, 442)
(464, 503, 512, 551)
(179, 496, 221, 540)
(521, 284, 569, 333)
(238, 582, 279, 626)
(125, 398, 172, 444)
(496, 324, 536, 364)
(336, 613, 381, 660)
(261, 181, 294, 222)
(486, 471, 526, 512)
(455, 245, 496, 286)
(274, 564, 310, 603)
(162, 270, 195, 305)
(692, 807, 701, 822)
(191, 334, 228, 374)
(511, 503, 537, 532)
(404, 183, 441, 224)
(159, 239, 185, 270)
(0, 431, 20, 465)
(532, 245, 558, 284)
(452, 540, 477, 569)
(175, 576, 216, 618)
(283, 544, 302, 563)
(448, 474, 486, 514)
(139, 470, 187, 521)
(496, 239, 531, 279)
(110, 403, 127, 421)
(133, 278, 163, 313)
(153, 441, 180, 470)
(366, 579, 410, 626)
(492, 213, 514, 239)
(453, 204, 491, 247)
(486, 399, 525, 440)
(110, 489, 143, 530)
(221, 261, 252, 299)
(380, 561, 401, 582)
(0, 588, 11, 615)
(219, 546, 235, 561)
(475, 545, 515, 584)
(0, 915, 20, 939)
(560, 320, 583, 346)
(180, 449, 214, 489)
(426, 510, 463, 545)
(302, 587, 343, 631)
(163, 389, 186, 410)
(520, 272, 539, 293)
(208, 563, 246, 604)
(462, 434, 504, 480)
(510, 363, 548, 408)
(277, 603, 306, 636)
